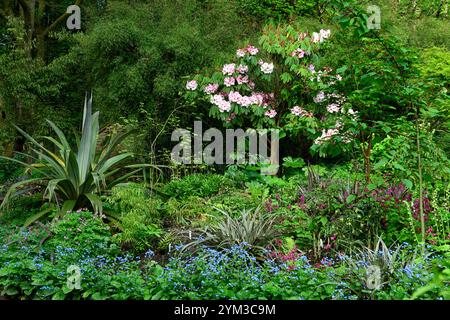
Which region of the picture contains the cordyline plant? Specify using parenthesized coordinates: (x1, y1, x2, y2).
(0, 92, 142, 226)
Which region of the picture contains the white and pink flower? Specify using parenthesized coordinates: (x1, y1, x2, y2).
(186, 80, 198, 91)
(265, 109, 277, 118)
(260, 62, 274, 74)
(314, 128, 339, 145)
(204, 83, 219, 94)
(312, 29, 331, 43)
(237, 64, 248, 74)
(327, 103, 341, 113)
(210, 94, 231, 113)
(236, 75, 249, 84)
(313, 91, 325, 103)
(291, 106, 313, 117)
(246, 45, 259, 55)
(224, 77, 235, 87)
(236, 49, 246, 58)
(291, 48, 306, 58)
(222, 63, 236, 76)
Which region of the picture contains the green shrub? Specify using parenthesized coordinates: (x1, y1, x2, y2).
(106, 183, 164, 253)
(162, 174, 231, 199)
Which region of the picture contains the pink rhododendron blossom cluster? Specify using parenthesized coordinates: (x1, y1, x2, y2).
(313, 91, 325, 103)
(312, 29, 331, 43)
(326, 103, 341, 113)
(246, 45, 259, 55)
(291, 48, 307, 58)
(265, 109, 277, 118)
(222, 63, 236, 75)
(237, 64, 248, 74)
(236, 45, 259, 57)
(224, 77, 235, 87)
(291, 106, 313, 117)
(236, 49, 246, 58)
(186, 80, 198, 90)
(204, 83, 219, 94)
(236, 75, 249, 84)
(314, 128, 339, 145)
(210, 94, 231, 113)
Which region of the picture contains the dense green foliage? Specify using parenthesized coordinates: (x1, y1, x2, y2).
(0, 0, 448, 301)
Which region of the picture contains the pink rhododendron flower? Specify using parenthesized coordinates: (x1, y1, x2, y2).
(312, 32, 321, 43)
(237, 64, 248, 74)
(248, 81, 256, 90)
(327, 103, 341, 113)
(236, 49, 246, 58)
(260, 62, 274, 74)
(312, 29, 331, 43)
(265, 109, 277, 118)
(224, 77, 235, 87)
(228, 91, 242, 103)
(320, 29, 331, 40)
(210, 94, 231, 113)
(291, 48, 306, 58)
(222, 63, 236, 76)
(308, 64, 315, 73)
(204, 83, 219, 94)
(291, 106, 313, 117)
(250, 92, 264, 106)
(236, 75, 249, 84)
(186, 80, 198, 90)
(315, 128, 339, 144)
(313, 91, 325, 103)
(239, 96, 253, 107)
(246, 45, 259, 55)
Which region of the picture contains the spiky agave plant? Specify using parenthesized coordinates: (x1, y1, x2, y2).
(0, 92, 141, 225)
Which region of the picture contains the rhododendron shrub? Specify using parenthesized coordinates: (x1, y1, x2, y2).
(184, 23, 359, 159)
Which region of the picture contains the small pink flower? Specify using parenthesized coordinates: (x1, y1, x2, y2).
(236, 75, 249, 84)
(186, 80, 197, 90)
(224, 77, 235, 87)
(313, 91, 325, 103)
(237, 64, 248, 74)
(298, 32, 308, 40)
(236, 49, 246, 58)
(246, 45, 259, 55)
(291, 48, 306, 58)
(327, 103, 341, 113)
(265, 109, 277, 118)
(291, 106, 313, 117)
(204, 83, 219, 94)
(222, 63, 236, 75)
